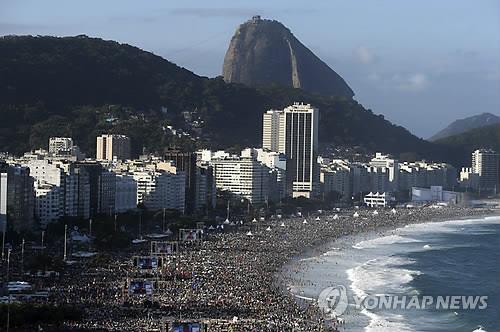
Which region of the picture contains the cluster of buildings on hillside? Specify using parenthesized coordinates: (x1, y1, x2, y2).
(1, 103, 499, 233)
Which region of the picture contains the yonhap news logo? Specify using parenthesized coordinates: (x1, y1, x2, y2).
(318, 285, 349, 317)
(318, 285, 488, 318)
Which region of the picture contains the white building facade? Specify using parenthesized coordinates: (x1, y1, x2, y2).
(262, 109, 285, 153)
(132, 169, 185, 212)
(211, 156, 270, 204)
(48, 137, 74, 155)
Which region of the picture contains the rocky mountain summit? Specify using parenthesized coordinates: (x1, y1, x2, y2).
(222, 16, 354, 98)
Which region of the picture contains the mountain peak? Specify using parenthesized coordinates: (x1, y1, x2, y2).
(222, 17, 354, 98)
(429, 113, 500, 141)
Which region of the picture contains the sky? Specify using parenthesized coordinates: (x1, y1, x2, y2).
(1, 0, 499, 138)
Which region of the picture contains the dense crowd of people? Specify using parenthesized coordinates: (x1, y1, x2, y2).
(2, 204, 493, 331)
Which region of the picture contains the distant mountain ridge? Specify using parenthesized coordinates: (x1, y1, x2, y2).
(222, 16, 354, 98)
(434, 122, 500, 157)
(429, 113, 500, 141)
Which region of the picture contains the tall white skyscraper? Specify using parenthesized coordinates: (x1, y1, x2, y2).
(282, 102, 319, 198)
(471, 149, 499, 194)
(262, 110, 285, 152)
(96, 134, 131, 161)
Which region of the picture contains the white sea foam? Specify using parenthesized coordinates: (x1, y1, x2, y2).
(346, 256, 421, 332)
(299, 256, 321, 262)
(403, 216, 500, 235)
(362, 308, 413, 332)
(353, 235, 422, 250)
(472, 326, 488, 332)
(346, 256, 420, 299)
(322, 248, 341, 256)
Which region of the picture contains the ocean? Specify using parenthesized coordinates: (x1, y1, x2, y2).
(286, 215, 500, 332)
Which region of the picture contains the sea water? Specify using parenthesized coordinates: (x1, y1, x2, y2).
(286, 216, 500, 331)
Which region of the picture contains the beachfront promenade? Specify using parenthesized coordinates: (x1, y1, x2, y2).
(18, 206, 495, 331)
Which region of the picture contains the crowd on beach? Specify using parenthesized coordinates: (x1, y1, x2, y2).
(5, 204, 494, 331)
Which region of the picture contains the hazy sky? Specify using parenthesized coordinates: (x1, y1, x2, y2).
(2, 0, 499, 138)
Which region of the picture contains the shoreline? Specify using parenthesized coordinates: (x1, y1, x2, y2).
(276, 208, 500, 331)
(280, 210, 498, 272)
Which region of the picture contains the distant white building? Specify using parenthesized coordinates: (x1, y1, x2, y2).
(367, 166, 391, 193)
(471, 149, 499, 194)
(96, 134, 131, 161)
(320, 160, 352, 197)
(34, 182, 62, 227)
(262, 109, 285, 153)
(24, 159, 64, 186)
(48, 137, 73, 155)
(48, 137, 84, 160)
(364, 192, 394, 208)
(197, 149, 231, 163)
(459, 167, 480, 191)
(22, 160, 65, 226)
(132, 169, 185, 212)
(255, 148, 287, 199)
(211, 155, 270, 204)
(255, 148, 286, 170)
(411, 186, 460, 204)
(369, 153, 399, 191)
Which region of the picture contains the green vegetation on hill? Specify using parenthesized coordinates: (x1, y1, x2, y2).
(435, 123, 500, 163)
(0, 35, 458, 163)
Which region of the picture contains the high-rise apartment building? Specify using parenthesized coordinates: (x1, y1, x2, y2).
(73, 162, 116, 216)
(96, 134, 131, 161)
(282, 103, 319, 198)
(471, 149, 499, 194)
(262, 110, 285, 153)
(22, 160, 65, 227)
(211, 155, 271, 204)
(132, 169, 185, 212)
(114, 173, 137, 213)
(320, 160, 352, 198)
(58, 162, 91, 219)
(164, 149, 197, 213)
(195, 162, 216, 213)
(0, 162, 35, 232)
(369, 153, 399, 191)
